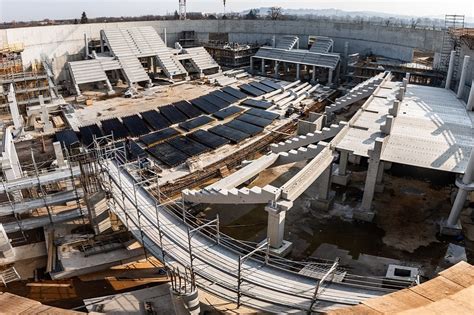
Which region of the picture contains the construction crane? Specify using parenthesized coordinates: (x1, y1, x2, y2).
(179, 0, 186, 20)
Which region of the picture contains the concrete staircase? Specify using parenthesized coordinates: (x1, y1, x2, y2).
(275, 36, 299, 50)
(117, 55, 150, 85)
(325, 73, 386, 114)
(184, 47, 221, 74)
(102, 27, 187, 80)
(182, 185, 281, 204)
(270, 122, 347, 153)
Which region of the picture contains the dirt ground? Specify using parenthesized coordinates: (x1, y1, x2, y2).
(203, 160, 465, 278)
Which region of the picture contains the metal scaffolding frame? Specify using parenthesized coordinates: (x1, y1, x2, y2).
(89, 133, 415, 313)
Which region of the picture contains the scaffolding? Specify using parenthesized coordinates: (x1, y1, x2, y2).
(440, 15, 464, 80)
(203, 41, 260, 68)
(90, 134, 416, 313)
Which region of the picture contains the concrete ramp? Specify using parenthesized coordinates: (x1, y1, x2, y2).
(209, 153, 279, 190)
(182, 185, 280, 204)
(281, 147, 334, 201)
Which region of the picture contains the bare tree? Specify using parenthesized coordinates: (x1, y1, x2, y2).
(267, 7, 283, 20)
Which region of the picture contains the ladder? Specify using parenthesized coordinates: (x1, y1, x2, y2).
(0, 267, 21, 287)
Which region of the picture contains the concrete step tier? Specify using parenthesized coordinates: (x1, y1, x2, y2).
(182, 185, 281, 204)
(270, 122, 347, 153)
(325, 73, 386, 114)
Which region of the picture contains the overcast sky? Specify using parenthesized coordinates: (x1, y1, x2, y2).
(1, 0, 473, 22)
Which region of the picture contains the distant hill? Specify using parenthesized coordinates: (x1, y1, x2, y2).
(241, 7, 474, 27)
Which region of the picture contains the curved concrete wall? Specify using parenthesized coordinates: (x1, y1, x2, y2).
(0, 20, 444, 81)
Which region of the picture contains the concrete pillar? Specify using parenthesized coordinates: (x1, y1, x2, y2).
(100, 32, 104, 53)
(53, 141, 66, 168)
(396, 87, 405, 102)
(311, 66, 316, 83)
(261, 59, 265, 75)
(389, 100, 401, 117)
(164, 28, 167, 47)
(327, 69, 333, 85)
(104, 78, 115, 95)
(359, 138, 385, 220)
(457, 55, 470, 99)
(272, 35, 276, 48)
(0, 223, 14, 259)
(7, 84, 22, 131)
(266, 205, 286, 249)
(274, 61, 279, 79)
(39, 96, 53, 133)
(343, 41, 349, 75)
(250, 57, 254, 74)
(170, 287, 200, 315)
(317, 164, 332, 201)
(296, 64, 300, 80)
(445, 50, 456, 89)
(467, 80, 474, 111)
(84, 33, 89, 58)
(381, 115, 394, 135)
(339, 151, 349, 176)
(405, 72, 411, 84)
(441, 149, 474, 235)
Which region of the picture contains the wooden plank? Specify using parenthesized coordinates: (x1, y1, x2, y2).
(362, 289, 431, 314)
(439, 261, 474, 288)
(408, 276, 463, 301)
(327, 304, 381, 314)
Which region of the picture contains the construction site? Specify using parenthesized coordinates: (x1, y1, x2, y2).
(0, 1, 474, 313)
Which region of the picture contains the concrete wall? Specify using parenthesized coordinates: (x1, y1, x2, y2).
(0, 20, 444, 81)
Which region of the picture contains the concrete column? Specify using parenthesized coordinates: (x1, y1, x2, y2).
(39, 96, 53, 133)
(380, 115, 394, 135)
(343, 41, 349, 75)
(7, 84, 22, 131)
(457, 55, 471, 99)
(441, 149, 474, 235)
(296, 64, 300, 80)
(164, 28, 167, 47)
(405, 72, 411, 84)
(327, 69, 333, 85)
(396, 87, 405, 102)
(100, 32, 104, 53)
(266, 205, 286, 249)
(317, 164, 332, 201)
(170, 287, 200, 315)
(311, 66, 316, 83)
(261, 59, 265, 75)
(339, 151, 349, 176)
(467, 80, 474, 111)
(389, 100, 401, 117)
(274, 61, 279, 79)
(272, 35, 276, 48)
(250, 57, 254, 74)
(445, 50, 456, 89)
(53, 141, 66, 168)
(360, 138, 385, 217)
(84, 33, 89, 58)
(0, 223, 14, 259)
(104, 78, 115, 95)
